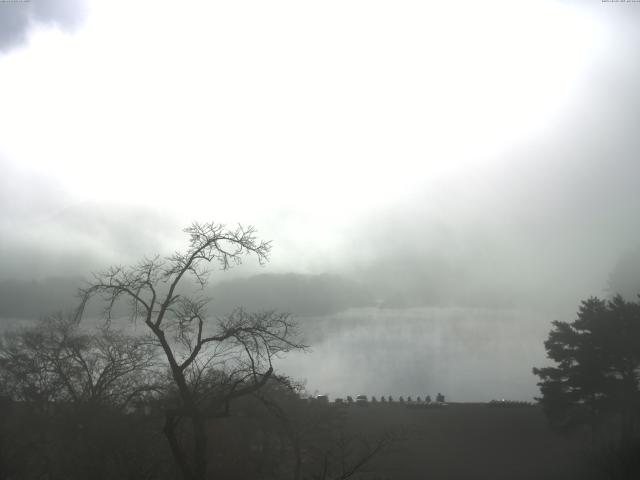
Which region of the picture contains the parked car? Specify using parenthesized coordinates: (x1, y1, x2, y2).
(355, 395, 368, 406)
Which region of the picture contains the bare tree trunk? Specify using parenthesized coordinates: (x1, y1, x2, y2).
(192, 413, 208, 480)
(163, 411, 194, 480)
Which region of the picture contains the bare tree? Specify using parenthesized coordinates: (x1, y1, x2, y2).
(0, 313, 159, 410)
(77, 222, 306, 480)
(0, 314, 166, 480)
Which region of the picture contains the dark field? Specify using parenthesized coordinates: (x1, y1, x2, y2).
(340, 403, 603, 480)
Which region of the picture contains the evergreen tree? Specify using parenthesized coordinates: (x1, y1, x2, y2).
(534, 295, 640, 477)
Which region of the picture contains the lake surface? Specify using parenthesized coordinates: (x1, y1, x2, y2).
(1, 305, 553, 402)
(275, 306, 552, 402)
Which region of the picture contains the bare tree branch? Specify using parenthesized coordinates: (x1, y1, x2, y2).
(73, 222, 303, 480)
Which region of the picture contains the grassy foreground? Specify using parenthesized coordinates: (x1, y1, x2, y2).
(340, 403, 603, 480)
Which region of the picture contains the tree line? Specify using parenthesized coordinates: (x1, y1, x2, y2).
(0, 222, 395, 480)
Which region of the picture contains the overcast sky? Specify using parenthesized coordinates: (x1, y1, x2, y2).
(2, 2, 640, 398)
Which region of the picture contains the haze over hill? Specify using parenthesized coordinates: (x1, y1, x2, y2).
(2, 265, 638, 401)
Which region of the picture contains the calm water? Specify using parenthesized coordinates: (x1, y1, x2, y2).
(1, 306, 552, 403)
(275, 306, 551, 402)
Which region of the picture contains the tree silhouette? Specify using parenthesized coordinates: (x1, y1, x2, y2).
(533, 295, 640, 477)
(77, 222, 306, 480)
(0, 315, 167, 479)
(0, 313, 160, 409)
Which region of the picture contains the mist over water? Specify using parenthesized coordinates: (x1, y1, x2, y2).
(0, 269, 625, 403)
(276, 306, 549, 402)
(1, 304, 550, 402)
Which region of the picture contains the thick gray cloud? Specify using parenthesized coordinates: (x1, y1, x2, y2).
(0, 272, 375, 323)
(0, 0, 86, 52)
(0, 158, 183, 281)
(342, 122, 640, 316)
(209, 273, 374, 317)
(0, 275, 83, 323)
(327, 7, 640, 318)
(0, 204, 182, 281)
(1, 1, 639, 312)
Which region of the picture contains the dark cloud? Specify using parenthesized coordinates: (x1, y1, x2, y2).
(0, 0, 86, 52)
